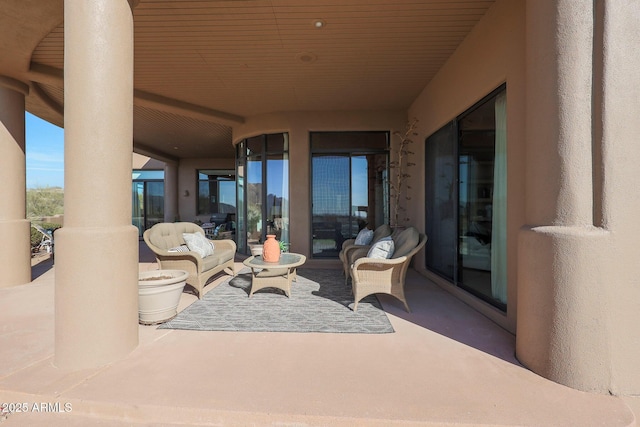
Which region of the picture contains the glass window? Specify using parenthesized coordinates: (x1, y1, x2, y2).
(246, 135, 263, 156)
(311, 131, 388, 152)
(312, 155, 350, 257)
(310, 132, 389, 258)
(132, 170, 164, 180)
(197, 169, 236, 216)
(424, 85, 507, 311)
(246, 158, 263, 245)
(132, 170, 165, 238)
(236, 134, 289, 255)
(425, 122, 456, 279)
(236, 158, 247, 252)
(266, 152, 289, 241)
(266, 133, 287, 152)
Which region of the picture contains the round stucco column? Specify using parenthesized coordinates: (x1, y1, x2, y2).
(164, 162, 178, 222)
(0, 77, 31, 288)
(594, 0, 640, 395)
(517, 0, 613, 393)
(55, 0, 138, 369)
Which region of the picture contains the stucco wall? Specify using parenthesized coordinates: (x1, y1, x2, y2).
(408, 0, 526, 333)
(517, 0, 640, 395)
(407, 0, 640, 396)
(601, 2, 640, 395)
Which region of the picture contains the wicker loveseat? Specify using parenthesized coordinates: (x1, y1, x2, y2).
(143, 222, 236, 299)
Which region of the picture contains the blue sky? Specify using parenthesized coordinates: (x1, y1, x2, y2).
(26, 112, 65, 189)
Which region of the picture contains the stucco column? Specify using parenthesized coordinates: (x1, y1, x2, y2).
(517, 0, 612, 393)
(594, 0, 640, 396)
(0, 77, 31, 288)
(164, 161, 178, 222)
(55, 0, 138, 368)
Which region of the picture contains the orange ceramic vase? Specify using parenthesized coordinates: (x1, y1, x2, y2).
(262, 234, 281, 262)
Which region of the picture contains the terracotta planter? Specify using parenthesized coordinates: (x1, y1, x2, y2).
(138, 269, 188, 325)
(262, 234, 281, 262)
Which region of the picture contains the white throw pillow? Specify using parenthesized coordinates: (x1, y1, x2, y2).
(182, 232, 214, 258)
(367, 236, 394, 259)
(354, 228, 374, 245)
(168, 244, 190, 253)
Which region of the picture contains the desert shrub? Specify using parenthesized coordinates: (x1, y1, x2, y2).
(27, 186, 64, 219)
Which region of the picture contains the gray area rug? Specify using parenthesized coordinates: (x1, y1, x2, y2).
(159, 268, 394, 333)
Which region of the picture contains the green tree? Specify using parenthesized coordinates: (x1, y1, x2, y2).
(26, 186, 64, 218)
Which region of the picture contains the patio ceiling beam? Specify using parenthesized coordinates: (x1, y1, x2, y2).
(28, 62, 63, 86)
(27, 62, 245, 126)
(133, 141, 179, 164)
(133, 89, 244, 126)
(30, 82, 64, 118)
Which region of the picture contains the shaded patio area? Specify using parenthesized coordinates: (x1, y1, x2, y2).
(0, 244, 638, 426)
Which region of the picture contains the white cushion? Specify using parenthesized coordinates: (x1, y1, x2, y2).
(367, 236, 394, 259)
(354, 228, 374, 245)
(168, 244, 190, 253)
(182, 232, 214, 258)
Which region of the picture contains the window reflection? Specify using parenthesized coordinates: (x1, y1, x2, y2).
(236, 134, 289, 255)
(424, 85, 507, 311)
(310, 132, 389, 258)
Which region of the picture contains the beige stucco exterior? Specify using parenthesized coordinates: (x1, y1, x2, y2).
(517, 0, 640, 395)
(54, 0, 139, 369)
(1, 0, 638, 397)
(0, 78, 31, 288)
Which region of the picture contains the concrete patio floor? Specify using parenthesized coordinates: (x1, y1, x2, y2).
(1, 244, 638, 426)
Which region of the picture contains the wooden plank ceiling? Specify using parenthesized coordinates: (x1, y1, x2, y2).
(28, 0, 495, 159)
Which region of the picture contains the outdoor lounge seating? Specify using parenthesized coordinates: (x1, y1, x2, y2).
(31, 224, 54, 255)
(339, 224, 392, 283)
(349, 226, 427, 312)
(143, 222, 236, 299)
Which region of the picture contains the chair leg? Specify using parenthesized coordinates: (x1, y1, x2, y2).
(401, 299, 410, 313)
(393, 287, 410, 312)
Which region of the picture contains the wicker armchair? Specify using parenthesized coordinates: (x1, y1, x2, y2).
(339, 224, 392, 283)
(143, 222, 236, 299)
(349, 227, 427, 312)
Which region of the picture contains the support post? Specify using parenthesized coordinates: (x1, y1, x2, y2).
(55, 0, 138, 369)
(0, 77, 30, 288)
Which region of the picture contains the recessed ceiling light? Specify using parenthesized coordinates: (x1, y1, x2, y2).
(313, 19, 325, 29)
(296, 52, 318, 63)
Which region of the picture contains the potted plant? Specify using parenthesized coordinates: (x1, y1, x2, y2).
(138, 269, 188, 325)
(390, 118, 418, 229)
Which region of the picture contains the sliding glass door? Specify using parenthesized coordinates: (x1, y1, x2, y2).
(424, 122, 457, 279)
(311, 155, 350, 257)
(425, 85, 507, 310)
(310, 132, 389, 258)
(132, 171, 164, 238)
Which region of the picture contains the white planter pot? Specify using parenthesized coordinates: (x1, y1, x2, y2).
(249, 244, 263, 256)
(138, 269, 188, 325)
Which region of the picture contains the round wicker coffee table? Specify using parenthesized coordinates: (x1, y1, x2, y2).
(242, 253, 306, 298)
